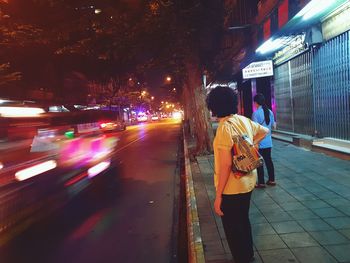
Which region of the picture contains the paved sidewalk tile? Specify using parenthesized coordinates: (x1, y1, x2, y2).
(287, 209, 319, 220)
(252, 223, 277, 236)
(270, 221, 304, 234)
(254, 234, 287, 250)
(312, 207, 345, 218)
(258, 249, 298, 263)
(280, 232, 318, 248)
(292, 246, 337, 263)
(303, 199, 330, 209)
(190, 139, 350, 263)
(337, 206, 350, 216)
(297, 218, 333, 231)
(308, 230, 349, 245)
(324, 217, 350, 230)
(278, 201, 306, 211)
(263, 211, 294, 223)
(339, 229, 350, 239)
(325, 244, 350, 262)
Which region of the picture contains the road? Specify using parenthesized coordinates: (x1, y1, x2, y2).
(0, 119, 182, 263)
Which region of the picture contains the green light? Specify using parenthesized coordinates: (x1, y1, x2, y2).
(64, 130, 75, 139)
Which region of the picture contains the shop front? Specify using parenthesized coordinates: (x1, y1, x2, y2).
(254, 0, 350, 140)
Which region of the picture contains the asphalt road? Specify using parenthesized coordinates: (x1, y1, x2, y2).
(0, 119, 182, 263)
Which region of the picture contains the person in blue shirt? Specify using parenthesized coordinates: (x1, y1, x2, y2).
(252, 93, 276, 188)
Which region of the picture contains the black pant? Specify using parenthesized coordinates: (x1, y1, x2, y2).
(257, 147, 275, 184)
(221, 192, 253, 263)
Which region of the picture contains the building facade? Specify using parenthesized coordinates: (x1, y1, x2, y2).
(240, 0, 350, 140)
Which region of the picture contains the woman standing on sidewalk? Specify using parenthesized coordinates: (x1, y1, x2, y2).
(252, 93, 276, 188)
(206, 86, 268, 263)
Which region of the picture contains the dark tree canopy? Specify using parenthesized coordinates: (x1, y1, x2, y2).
(1, 0, 228, 153)
(1, 0, 226, 91)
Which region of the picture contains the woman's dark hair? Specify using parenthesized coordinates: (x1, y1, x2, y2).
(206, 86, 238, 117)
(254, 93, 270, 125)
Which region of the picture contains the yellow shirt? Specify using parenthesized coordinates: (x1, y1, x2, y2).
(213, 114, 262, 194)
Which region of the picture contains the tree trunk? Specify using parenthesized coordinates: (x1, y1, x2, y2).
(185, 60, 214, 155)
(182, 82, 195, 138)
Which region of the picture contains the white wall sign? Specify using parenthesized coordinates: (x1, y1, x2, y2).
(242, 60, 274, 79)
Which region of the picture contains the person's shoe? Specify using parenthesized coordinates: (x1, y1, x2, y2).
(266, 181, 276, 186)
(255, 184, 266, 188)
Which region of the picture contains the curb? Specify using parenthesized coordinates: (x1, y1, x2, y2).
(183, 131, 205, 263)
(272, 132, 350, 160)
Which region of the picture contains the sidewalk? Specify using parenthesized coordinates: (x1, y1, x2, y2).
(185, 136, 350, 263)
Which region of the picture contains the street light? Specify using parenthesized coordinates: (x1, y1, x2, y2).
(166, 76, 172, 82)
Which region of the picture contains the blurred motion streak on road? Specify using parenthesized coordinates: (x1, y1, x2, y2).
(0, 108, 120, 245)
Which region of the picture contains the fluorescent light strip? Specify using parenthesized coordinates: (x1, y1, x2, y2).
(87, 161, 111, 178)
(303, 0, 336, 20)
(0, 106, 45, 117)
(295, 0, 319, 18)
(15, 160, 57, 181)
(256, 37, 285, 54)
(0, 99, 11, 104)
(294, 0, 336, 20)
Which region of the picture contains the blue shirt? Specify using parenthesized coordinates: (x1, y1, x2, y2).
(252, 106, 275, 149)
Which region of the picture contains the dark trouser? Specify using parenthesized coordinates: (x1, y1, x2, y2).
(257, 147, 275, 184)
(221, 192, 253, 263)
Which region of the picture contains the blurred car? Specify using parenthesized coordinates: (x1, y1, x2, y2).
(95, 110, 126, 132)
(46, 105, 70, 113)
(100, 120, 126, 131)
(0, 107, 119, 244)
(129, 116, 138, 124)
(160, 113, 170, 119)
(151, 115, 159, 121)
(0, 100, 49, 141)
(137, 113, 148, 122)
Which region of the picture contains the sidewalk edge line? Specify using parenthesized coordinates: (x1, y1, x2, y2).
(184, 129, 205, 263)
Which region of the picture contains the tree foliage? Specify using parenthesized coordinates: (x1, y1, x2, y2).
(0, 63, 21, 86)
(1, 0, 226, 154)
